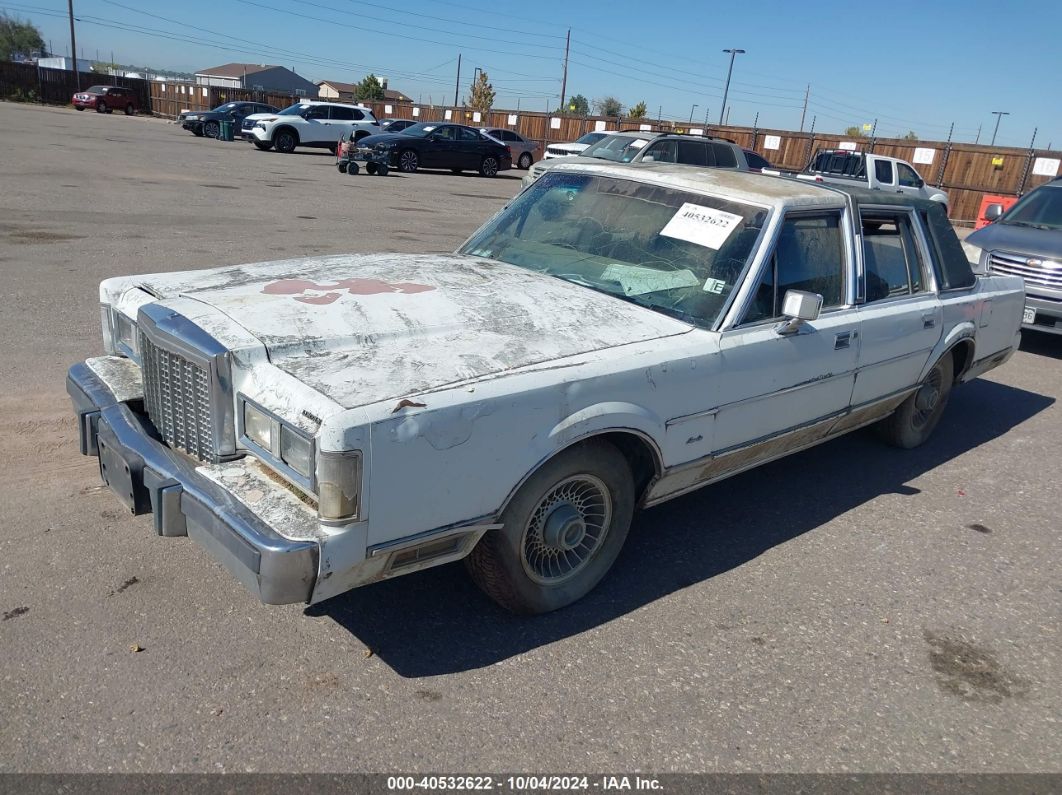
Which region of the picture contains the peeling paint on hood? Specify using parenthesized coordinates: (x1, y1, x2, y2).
(135, 253, 693, 409)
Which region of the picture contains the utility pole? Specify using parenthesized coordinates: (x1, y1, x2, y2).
(990, 111, 1010, 146)
(559, 28, 570, 112)
(724, 105, 731, 126)
(975, 123, 982, 144)
(689, 104, 698, 124)
(799, 84, 809, 132)
(67, 0, 79, 90)
(936, 122, 953, 187)
(453, 53, 461, 107)
(719, 48, 745, 125)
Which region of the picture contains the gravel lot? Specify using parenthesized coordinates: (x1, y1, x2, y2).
(0, 102, 1059, 774)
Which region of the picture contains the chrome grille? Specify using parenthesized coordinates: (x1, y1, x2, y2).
(140, 332, 215, 460)
(989, 251, 1062, 290)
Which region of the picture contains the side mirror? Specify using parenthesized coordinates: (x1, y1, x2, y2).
(642, 155, 655, 162)
(776, 290, 823, 335)
(984, 203, 1004, 222)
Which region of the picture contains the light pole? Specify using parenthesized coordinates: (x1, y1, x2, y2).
(689, 104, 698, 125)
(990, 111, 1010, 146)
(719, 48, 745, 126)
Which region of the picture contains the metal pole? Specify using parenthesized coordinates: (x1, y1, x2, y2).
(559, 28, 570, 112)
(724, 105, 731, 126)
(935, 122, 953, 187)
(67, 0, 80, 91)
(804, 115, 816, 166)
(990, 111, 1010, 146)
(719, 48, 744, 126)
(975, 123, 982, 144)
(799, 84, 809, 132)
(453, 53, 461, 107)
(869, 118, 877, 153)
(688, 104, 698, 124)
(1017, 128, 1038, 196)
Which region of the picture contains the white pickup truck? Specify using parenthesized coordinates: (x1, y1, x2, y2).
(68, 164, 1022, 614)
(767, 149, 949, 211)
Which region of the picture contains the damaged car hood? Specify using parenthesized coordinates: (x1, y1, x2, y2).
(137, 253, 693, 409)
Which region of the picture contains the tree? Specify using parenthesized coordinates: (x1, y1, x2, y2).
(0, 13, 46, 60)
(468, 70, 495, 112)
(355, 73, 385, 102)
(593, 96, 622, 117)
(557, 93, 589, 116)
(902, 130, 918, 141)
(844, 126, 865, 137)
(627, 101, 648, 119)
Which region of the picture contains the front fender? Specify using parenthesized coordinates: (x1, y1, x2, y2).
(549, 401, 664, 446)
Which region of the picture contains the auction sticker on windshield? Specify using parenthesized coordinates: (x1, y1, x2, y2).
(660, 203, 743, 250)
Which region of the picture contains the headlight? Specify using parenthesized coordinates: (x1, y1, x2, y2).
(113, 311, 139, 358)
(185, 114, 199, 121)
(317, 451, 361, 523)
(961, 240, 986, 272)
(243, 402, 273, 450)
(280, 425, 313, 479)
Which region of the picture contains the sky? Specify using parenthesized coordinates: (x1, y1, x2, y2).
(6, 0, 1062, 148)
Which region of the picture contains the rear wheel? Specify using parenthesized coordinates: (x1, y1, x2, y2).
(479, 155, 500, 177)
(366, 163, 378, 175)
(465, 440, 634, 614)
(875, 354, 954, 448)
(347, 162, 359, 176)
(203, 120, 220, 139)
(398, 149, 419, 173)
(274, 128, 298, 153)
(124, 103, 135, 116)
(518, 152, 532, 169)
(95, 101, 106, 114)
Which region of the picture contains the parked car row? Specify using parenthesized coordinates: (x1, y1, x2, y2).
(72, 85, 139, 114)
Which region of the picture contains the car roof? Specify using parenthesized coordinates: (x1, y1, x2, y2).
(300, 100, 373, 109)
(544, 160, 844, 210)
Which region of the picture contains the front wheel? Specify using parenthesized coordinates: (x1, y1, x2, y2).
(875, 354, 954, 448)
(75, 106, 85, 111)
(465, 440, 634, 614)
(203, 120, 220, 139)
(398, 149, 419, 173)
(479, 155, 500, 177)
(274, 129, 297, 153)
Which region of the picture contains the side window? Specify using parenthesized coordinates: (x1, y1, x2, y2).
(676, 140, 708, 166)
(329, 107, 354, 121)
(745, 151, 771, 170)
(861, 212, 927, 301)
(712, 144, 738, 168)
(350, 109, 364, 121)
(642, 140, 677, 162)
(897, 163, 922, 188)
(874, 160, 894, 184)
(744, 213, 846, 323)
(304, 105, 329, 120)
(458, 127, 480, 142)
(920, 205, 976, 290)
(435, 126, 456, 141)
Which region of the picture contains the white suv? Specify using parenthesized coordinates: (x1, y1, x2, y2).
(248, 101, 379, 153)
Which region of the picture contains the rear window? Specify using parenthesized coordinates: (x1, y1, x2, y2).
(812, 151, 866, 178)
(920, 204, 975, 290)
(712, 144, 738, 169)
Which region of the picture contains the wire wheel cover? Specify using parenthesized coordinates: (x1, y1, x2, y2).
(521, 474, 612, 585)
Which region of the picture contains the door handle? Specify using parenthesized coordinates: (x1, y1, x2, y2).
(834, 331, 852, 350)
(922, 313, 936, 329)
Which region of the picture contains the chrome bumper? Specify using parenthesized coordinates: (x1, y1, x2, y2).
(66, 362, 319, 604)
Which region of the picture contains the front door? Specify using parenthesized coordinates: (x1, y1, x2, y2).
(300, 104, 330, 144)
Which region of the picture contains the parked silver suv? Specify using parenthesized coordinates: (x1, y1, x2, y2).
(965, 177, 1062, 335)
(523, 131, 758, 187)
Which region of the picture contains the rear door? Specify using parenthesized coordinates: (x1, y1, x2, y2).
(852, 206, 942, 405)
(870, 158, 898, 192)
(458, 126, 487, 168)
(327, 106, 356, 143)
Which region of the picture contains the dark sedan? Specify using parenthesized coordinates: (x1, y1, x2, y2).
(357, 122, 512, 177)
(182, 102, 279, 138)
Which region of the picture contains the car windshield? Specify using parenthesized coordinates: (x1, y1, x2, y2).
(459, 172, 767, 328)
(575, 132, 606, 145)
(582, 135, 651, 163)
(278, 104, 308, 116)
(999, 186, 1062, 231)
(85, 85, 107, 93)
(213, 102, 239, 112)
(397, 123, 440, 137)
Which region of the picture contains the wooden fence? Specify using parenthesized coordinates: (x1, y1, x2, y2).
(3, 60, 1058, 223)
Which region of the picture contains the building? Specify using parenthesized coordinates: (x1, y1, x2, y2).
(194, 63, 317, 96)
(316, 78, 410, 103)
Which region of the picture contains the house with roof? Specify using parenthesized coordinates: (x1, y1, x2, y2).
(194, 63, 317, 96)
(316, 78, 410, 103)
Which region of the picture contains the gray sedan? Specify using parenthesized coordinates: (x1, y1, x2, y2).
(481, 127, 541, 169)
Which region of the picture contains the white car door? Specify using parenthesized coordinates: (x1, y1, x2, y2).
(852, 206, 942, 405)
(300, 104, 330, 144)
(709, 210, 859, 472)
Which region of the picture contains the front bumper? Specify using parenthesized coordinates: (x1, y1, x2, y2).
(1023, 293, 1062, 335)
(181, 120, 203, 132)
(67, 362, 319, 604)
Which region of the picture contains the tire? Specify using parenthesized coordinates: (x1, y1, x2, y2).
(338, 162, 347, 173)
(479, 155, 500, 177)
(273, 128, 298, 153)
(203, 120, 220, 139)
(75, 106, 84, 111)
(875, 354, 954, 449)
(253, 141, 273, 151)
(465, 439, 635, 614)
(124, 103, 134, 116)
(348, 162, 359, 176)
(95, 101, 106, 114)
(377, 164, 389, 176)
(518, 152, 532, 170)
(398, 149, 419, 173)
(366, 163, 378, 175)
